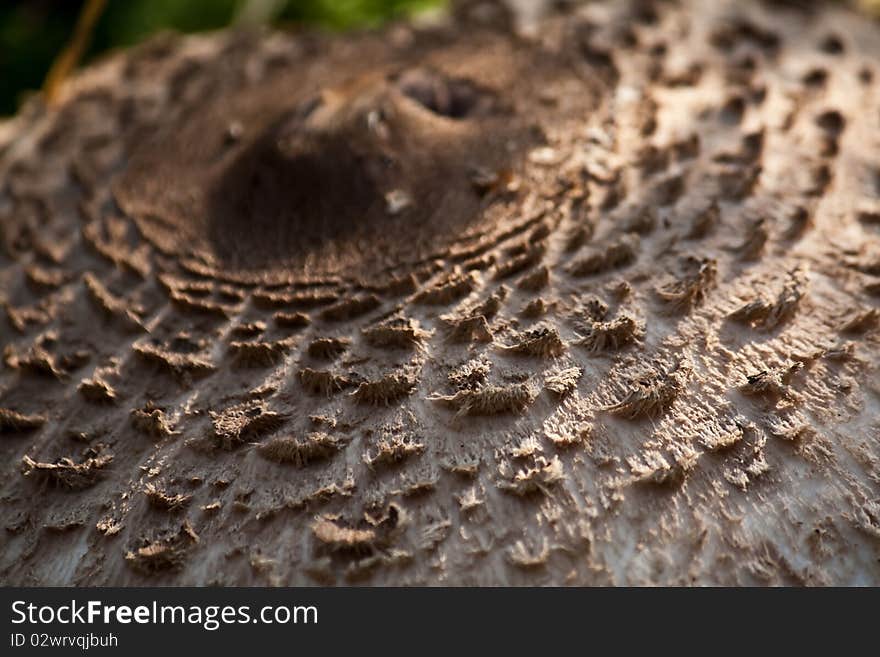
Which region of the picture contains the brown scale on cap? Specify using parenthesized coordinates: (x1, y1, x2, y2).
(114, 37, 593, 286)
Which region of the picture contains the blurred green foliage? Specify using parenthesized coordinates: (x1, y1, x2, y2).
(0, 0, 444, 116)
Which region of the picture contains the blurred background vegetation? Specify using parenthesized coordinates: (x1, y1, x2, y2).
(0, 0, 445, 116)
